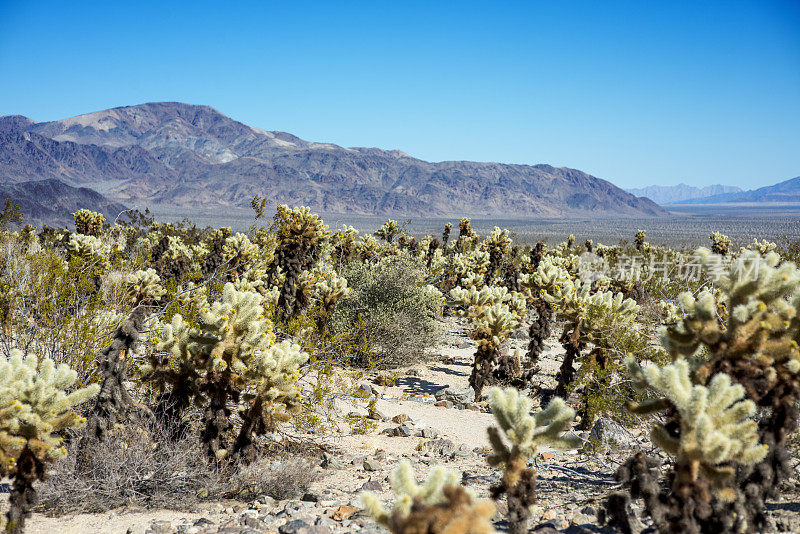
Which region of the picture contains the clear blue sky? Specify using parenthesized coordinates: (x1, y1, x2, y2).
(1, 0, 798, 189)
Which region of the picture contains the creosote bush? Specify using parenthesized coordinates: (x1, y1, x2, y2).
(330, 257, 441, 368)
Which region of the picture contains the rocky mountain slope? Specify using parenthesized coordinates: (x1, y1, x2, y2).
(626, 183, 741, 205)
(676, 175, 800, 204)
(0, 103, 665, 217)
(0, 179, 128, 227)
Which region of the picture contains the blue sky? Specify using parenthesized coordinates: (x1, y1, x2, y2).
(0, 1, 798, 189)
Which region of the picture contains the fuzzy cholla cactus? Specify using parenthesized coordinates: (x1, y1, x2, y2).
(66, 233, 111, 271)
(743, 238, 777, 256)
(609, 248, 800, 533)
(361, 460, 496, 534)
(544, 277, 639, 402)
(449, 286, 527, 399)
(374, 219, 400, 243)
(0, 349, 99, 532)
(124, 268, 166, 305)
(146, 283, 308, 461)
(662, 249, 800, 382)
(487, 387, 580, 534)
(634, 229, 647, 250)
(272, 205, 328, 323)
(627, 359, 767, 495)
(709, 231, 731, 256)
(72, 209, 105, 236)
(313, 270, 351, 323)
(518, 258, 571, 371)
(234, 340, 308, 461)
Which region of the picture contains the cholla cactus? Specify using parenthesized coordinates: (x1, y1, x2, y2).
(222, 232, 259, 277)
(544, 277, 639, 403)
(628, 359, 767, 490)
(233, 340, 308, 461)
(483, 227, 511, 282)
(634, 229, 647, 250)
(742, 238, 777, 256)
(66, 233, 111, 271)
(487, 387, 580, 534)
(374, 219, 400, 243)
(442, 222, 453, 249)
(124, 268, 166, 305)
(610, 248, 800, 533)
(618, 359, 768, 533)
(449, 287, 527, 399)
(566, 234, 575, 249)
(0, 349, 99, 532)
(272, 205, 328, 323)
(584, 239, 593, 253)
(709, 231, 731, 256)
(72, 209, 105, 236)
(519, 258, 571, 370)
(361, 460, 496, 534)
(311, 268, 351, 329)
(145, 283, 307, 460)
(331, 225, 359, 264)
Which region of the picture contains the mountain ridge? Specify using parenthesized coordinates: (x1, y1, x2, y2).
(0, 102, 666, 217)
(0, 179, 128, 227)
(626, 183, 742, 205)
(676, 176, 800, 204)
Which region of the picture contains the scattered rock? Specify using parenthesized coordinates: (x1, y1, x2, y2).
(363, 458, 382, 471)
(391, 413, 408, 424)
(320, 452, 345, 470)
(434, 386, 472, 405)
(331, 505, 359, 521)
(417, 438, 456, 456)
(589, 418, 638, 450)
(359, 480, 383, 492)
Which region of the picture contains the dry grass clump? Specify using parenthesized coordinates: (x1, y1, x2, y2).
(36, 423, 319, 514)
(225, 456, 319, 501)
(36, 424, 219, 514)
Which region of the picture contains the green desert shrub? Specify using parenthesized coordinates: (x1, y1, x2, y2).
(330, 257, 442, 368)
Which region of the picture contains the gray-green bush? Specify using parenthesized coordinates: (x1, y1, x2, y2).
(330, 257, 441, 367)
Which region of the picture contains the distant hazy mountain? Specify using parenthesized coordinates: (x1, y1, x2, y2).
(626, 184, 742, 205)
(0, 102, 665, 217)
(676, 176, 800, 204)
(0, 179, 128, 228)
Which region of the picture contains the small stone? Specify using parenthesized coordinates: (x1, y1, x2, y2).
(363, 459, 382, 471)
(417, 427, 439, 439)
(457, 342, 472, 349)
(541, 509, 557, 521)
(359, 480, 383, 492)
(589, 418, 638, 450)
(332, 505, 359, 521)
(416, 438, 456, 456)
(391, 413, 408, 424)
(302, 492, 320, 502)
(434, 400, 453, 408)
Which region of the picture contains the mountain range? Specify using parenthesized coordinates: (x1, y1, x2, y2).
(0, 102, 665, 219)
(625, 184, 742, 205)
(671, 176, 800, 204)
(0, 179, 128, 227)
